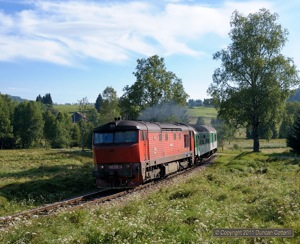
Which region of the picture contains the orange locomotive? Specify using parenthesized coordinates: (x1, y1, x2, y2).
(92, 120, 195, 188)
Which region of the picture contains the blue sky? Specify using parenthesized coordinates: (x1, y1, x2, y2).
(0, 0, 299, 104)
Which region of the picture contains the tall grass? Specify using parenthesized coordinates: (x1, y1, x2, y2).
(1, 151, 299, 243)
(0, 149, 96, 216)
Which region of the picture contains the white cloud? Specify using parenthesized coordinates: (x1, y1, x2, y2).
(0, 0, 277, 65)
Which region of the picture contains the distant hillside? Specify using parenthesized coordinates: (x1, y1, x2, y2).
(8, 95, 24, 102)
(0, 93, 26, 102)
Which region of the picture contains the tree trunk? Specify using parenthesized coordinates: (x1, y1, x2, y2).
(252, 123, 260, 152)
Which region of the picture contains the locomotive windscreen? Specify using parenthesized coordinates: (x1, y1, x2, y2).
(94, 130, 138, 144)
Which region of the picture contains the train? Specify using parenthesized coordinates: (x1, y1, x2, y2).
(92, 120, 217, 188)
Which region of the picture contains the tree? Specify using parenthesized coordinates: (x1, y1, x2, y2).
(13, 101, 44, 148)
(120, 55, 189, 119)
(203, 98, 213, 107)
(95, 93, 103, 112)
(211, 118, 236, 144)
(286, 115, 300, 153)
(279, 101, 300, 138)
(0, 95, 15, 149)
(36, 93, 53, 105)
(43, 110, 57, 147)
(208, 9, 299, 152)
(99, 87, 120, 124)
(50, 112, 72, 148)
(188, 99, 203, 108)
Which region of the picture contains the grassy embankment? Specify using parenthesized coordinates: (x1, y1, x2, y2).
(0, 148, 299, 243)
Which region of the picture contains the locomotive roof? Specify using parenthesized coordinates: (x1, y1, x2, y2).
(192, 124, 217, 133)
(93, 120, 193, 133)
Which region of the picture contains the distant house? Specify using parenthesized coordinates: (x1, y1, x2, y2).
(71, 112, 87, 123)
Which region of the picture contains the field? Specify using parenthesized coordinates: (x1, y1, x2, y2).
(187, 106, 217, 124)
(53, 104, 93, 115)
(0, 149, 96, 216)
(0, 143, 299, 243)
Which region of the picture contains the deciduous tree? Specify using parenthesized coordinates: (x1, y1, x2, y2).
(0, 95, 15, 149)
(99, 87, 120, 123)
(120, 55, 189, 119)
(208, 9, 299, 152)
(13, 101, 44, 148)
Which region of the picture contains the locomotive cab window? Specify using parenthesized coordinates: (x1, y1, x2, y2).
(115, 131, 138, 143)
(94, 133, 113, 144)
(94, 131, 138, 144)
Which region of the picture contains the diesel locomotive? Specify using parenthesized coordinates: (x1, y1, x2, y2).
(92, 120, 217, 188)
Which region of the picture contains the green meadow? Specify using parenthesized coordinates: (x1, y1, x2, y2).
(0, 149, 96, 216)
(0, 146, 299, 243)
(187, 106, 217, 125)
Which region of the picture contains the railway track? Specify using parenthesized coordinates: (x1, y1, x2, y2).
(0, 154, 215, 230)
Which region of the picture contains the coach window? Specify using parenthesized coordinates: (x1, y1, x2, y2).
(174, 133, 176, 140)
(159, 134, 162, 141)
(179, 133, 181, 140)
(165, 134, 168, 141)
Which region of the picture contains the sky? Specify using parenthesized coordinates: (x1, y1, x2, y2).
(0, 0, 300, 104)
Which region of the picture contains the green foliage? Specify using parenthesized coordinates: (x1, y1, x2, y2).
(287, 115, 300, 153)
(94, 93, 103, 112)
(70, 123, 81, 147)
(98, 87, 120, 124)
(13, 101, 44, 148)
(120, 55, 189, 119)
(0, 94, 15, 148)
(208, 9, 300, 152)
(279, 101, 300, 138)
(36, 93, 53, 105)
(43, 110, 73, 148)
(187, 99, 203, 107)
(211, 118, 235, 143)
